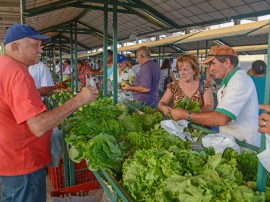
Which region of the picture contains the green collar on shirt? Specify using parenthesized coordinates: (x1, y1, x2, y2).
(220, 66, 240, 88)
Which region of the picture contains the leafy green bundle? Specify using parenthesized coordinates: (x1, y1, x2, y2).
(222, 148, 259, 182)
(84, 133, 123, 174)
(123, 149, 265, 202)
(127, 127, 189, 152)
(173, 98, 200, 112)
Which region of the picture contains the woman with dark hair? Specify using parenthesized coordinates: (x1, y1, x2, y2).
(158, 59, 174, 91)
(250, 60, 267, 114)
(158, 54, 214, 115)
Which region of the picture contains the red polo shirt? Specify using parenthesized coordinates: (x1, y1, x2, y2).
(0, 55, 51, 176)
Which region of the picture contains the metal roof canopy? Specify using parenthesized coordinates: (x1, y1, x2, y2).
(13, 0, 270, 53)
(186, 44, 268, 56)
(0, 0, 21, 43)
(58, 20, 270, 58)
(175, 20, 270, 44)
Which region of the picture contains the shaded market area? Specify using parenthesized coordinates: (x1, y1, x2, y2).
(1, 0, 270, 202)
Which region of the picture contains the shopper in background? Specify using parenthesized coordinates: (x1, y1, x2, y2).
(169, 45, 260, 147)
(126, 55, 141, 75)
(118, 55, 136, 100)
(258, 105, 270, 134)
(63, 59, 90, 90)
(96, 59, 102, 71)
(250, 60, 267, 115)
(121, 46, 161, 108)
(158, 54, 214, 114)
(62, 59, 71, 81)
(0, 24, 98, 202)
(158, 58, 173, 93)
(171, 65, 180, 81)
(28, 61, 55, 101)
(55, 59, 61, 79)
(100, 50, 114, 79)
(81, 58, 88, 68)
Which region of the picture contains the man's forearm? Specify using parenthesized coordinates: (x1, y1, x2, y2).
(26, 87, 98, 137)
(189, 111, 231, 126)
(26, 96, 83, 137)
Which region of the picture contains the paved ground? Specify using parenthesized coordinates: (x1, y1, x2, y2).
(46, 176, 53, 202)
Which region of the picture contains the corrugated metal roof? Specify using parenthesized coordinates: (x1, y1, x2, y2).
(0, 0, 21, 43)
(1, 0, 270, 54)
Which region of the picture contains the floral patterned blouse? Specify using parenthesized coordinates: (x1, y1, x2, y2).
(168, 80, 211, 108)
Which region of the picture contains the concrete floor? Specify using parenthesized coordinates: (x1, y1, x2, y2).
(46, 176, 54, 202)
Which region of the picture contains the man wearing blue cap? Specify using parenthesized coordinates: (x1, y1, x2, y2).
(0, 24, 98, 202)
(118, 54, 136, 100)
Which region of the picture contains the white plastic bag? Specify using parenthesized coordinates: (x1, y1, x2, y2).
(257, 134, 270, 172)
(160, 120, 189, 141)
(48, 127, 64, 167)
(202, 133, 240, 153)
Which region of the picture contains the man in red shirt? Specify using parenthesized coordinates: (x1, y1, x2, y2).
(0, 24, 98, 202)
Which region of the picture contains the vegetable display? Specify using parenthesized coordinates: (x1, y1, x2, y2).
(57, 96, 267, 201)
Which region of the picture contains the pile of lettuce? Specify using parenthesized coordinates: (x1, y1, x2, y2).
(64, 97, 164, 175)
(122, 148, 265, 202)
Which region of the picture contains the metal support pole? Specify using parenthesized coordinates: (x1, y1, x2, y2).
(158, 46, 161, 66)
(52, 45, 56, 79)
(70, 24, 74, 94)
(59, 39, 63, 82)
(103, 4, 108, 96)
(74, 22, 78, 93)
(197, 42, 199, 57)
(112, 2, 118, 103)
(256, 20, 270, 192)
(20, 0, 26, 24)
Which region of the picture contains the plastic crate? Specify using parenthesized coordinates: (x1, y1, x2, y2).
(73, 160, 96, 185)
(48, 162, 65, 189)
(48, 159, 96, 190)
(50, 181, 101, 197)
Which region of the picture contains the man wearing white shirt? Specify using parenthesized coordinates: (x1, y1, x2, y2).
(62, 59, 71, 81)
(28, 61, 55, 101)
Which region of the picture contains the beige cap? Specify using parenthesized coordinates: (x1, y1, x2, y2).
(200, 45, 238, 64)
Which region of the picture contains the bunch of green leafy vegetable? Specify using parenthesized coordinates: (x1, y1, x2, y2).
(222, 148, 259, 182)
(127, 127, 190, 153)
(74, 97, 123, 120)
(84, 133, 123, 175)
(132, 107, 163, 131)
(154, 154, 264, 202)
(122, 148, 184, 201)
(51, 89, 73, 106)
(117, 113, 143, 132)
(122, 148, 210, 201)
(173, 97, 200, 112)
(63, 97, 125, 142)
(123, 149, 265, 202)
(155, 173, 264, 202)
(184, 127, 207, 142)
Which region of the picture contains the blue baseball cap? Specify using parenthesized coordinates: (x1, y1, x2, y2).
(4, 24, 50, 45)
(117, 54, 127, 63)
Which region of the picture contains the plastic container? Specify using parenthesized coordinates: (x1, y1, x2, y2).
(48, 159, 96, 190)
(73, 160, 96, 185)
(48, 162, 65, 189)
(50, 181, 101, 197)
